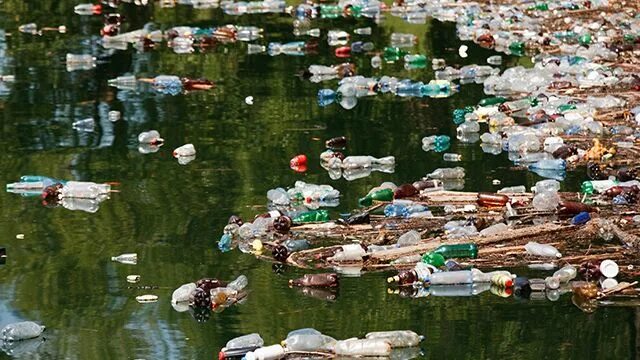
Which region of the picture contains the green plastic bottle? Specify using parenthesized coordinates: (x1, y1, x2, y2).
(527, 2, 548, 10)
(292, 210, 330, 223)
(383, 47, 408, 62)
(404, 54, 427, 69)
(320, 5, 342, 19)
(421, 252, 446, 267)
(432, 243, 478, 259)
(557, 104, 576, 112)
(578, 34, 592, 46)
(358, 188, 394, 207)
(508, 41, 525, 56)
(478, 97, 507, 107)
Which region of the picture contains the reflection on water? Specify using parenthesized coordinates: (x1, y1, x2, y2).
(0, 1, 635, 359)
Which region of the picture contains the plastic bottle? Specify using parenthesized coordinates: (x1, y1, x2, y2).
(477, 193, 509, 207)
(471, 269, 514, 282)
(328, 244, 366, 262)
(292, 210, 329, 223)
(421, 252, 446, 267)
(430, 270, 473, 285)
(173, 144, 196, 157)
(138, 130, 164, 144)
(443, 153, 462, 162)
(111, 253, 138, 265)
(72, 118, 95, 132)
(433, 243, 478, 259)
(365, 331, 423, 347)
(387, 263, 431, 285)
(427, 167, 465, 179)
(61, 181, 111, 199)
(581, 179, 618, 194)
(354, 27, 371, 35)
(529, 159, 566, 171)
(571, 212, 591, 225)
(524, 242, 561, 258)
(404, 54, 427, 70)
(393, 184, 419, 199)
(497, 185, 526, 194)
(244, 345, 285, 360)
(487, 55, 502, 65)
(333, 339, 391, 356)
(397, 230, 421, 247)
(1, 322, 45, 342)
(220, 334, 264, 360)
(66, 54, 96, 71)
(288, 273, 339, 287)
(390, 33, 417, 48)
(534, 180, 560, 194)
(358, 188, 394, 206)
(171, 282, 196, 304)
(480, 223, 508, 236)
(283, 333, 336, 352)
(531, 191, 560, 211)
(108, 75, 137, 90)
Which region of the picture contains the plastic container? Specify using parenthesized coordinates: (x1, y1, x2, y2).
(333, 339, 391, 356)
(365, 330, 423, 347)
(1, 322, 45, 341)
(524, 242, 561, 258)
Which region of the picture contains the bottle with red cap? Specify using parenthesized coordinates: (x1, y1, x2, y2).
(74, 3, 103, 15)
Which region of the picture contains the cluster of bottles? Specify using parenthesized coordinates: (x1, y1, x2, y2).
(482, 56, 633, 96)
(289, 0, 385, 22)
(6, 176, 116, 213)
(171, 275, 248, 322)
(435, 64, 500, 84)
(317, 76, 457, 109)
(267, 181, 341, 209)
(108, 74, 214, 95)
(218, 207, 330, 255)
(580, 167, 640, 205)
(219, 329, 424, 360)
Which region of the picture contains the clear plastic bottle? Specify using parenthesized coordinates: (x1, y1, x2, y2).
(61, 181, 111, 199)
(244, 345, 286, 360)
(66, 54, 96, 71)
(497, 185, 526, 194)
(225, 333, 264, 350)
(111, 253, 138, 265)
(397, 230, 421, 247)
(171, 282, 196, 304)
(480, 223, 508, 236)
(137, 131, 162, 144)
(173, 144, 196, 157)
(354, 27, 372, 35)
(365, 330, 423, 347)
(328, 244, 365, 262)
(443, 153, 462, 162)
(283, 333, 336, 352)
(427, 167, 465, 179)
(72, 118, 95, 132)
(1, 322, 45, 342)
(429, 270, 473, 285)
(334, 339, 391, 356)
(524, 242, 561, 258)
(108, 75, 137, 90)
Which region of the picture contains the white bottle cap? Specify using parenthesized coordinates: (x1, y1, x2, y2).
(599, 259, 619, 278)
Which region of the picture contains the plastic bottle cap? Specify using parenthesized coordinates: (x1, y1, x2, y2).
(600, 277, 618, 290)
(599, 259, 619, 278)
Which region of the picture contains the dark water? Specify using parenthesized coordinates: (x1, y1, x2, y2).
(0, 1, 636, 359)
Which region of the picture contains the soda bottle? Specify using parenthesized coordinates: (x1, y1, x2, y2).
(477, 193, 509, 207)
(292, 210, 330, 223)
(358, 188, 393, 206)
(432, 243, 478, 259)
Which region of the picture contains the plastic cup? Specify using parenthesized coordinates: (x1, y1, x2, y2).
(599, 260, 619, 278)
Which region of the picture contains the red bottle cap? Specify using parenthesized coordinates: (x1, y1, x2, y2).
(218, 351, 226, 360)
(93, 4, 103, 14)
(335, 46, 351, 58)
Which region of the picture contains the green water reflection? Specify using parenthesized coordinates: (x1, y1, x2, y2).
(0, 1, 635, 359)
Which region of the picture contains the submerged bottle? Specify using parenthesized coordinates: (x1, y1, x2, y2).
(289, 273, 339, 287)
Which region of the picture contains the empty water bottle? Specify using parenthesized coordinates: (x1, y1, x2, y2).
(111, 253, 138, 265)
(524, 242, 561, 258)
(1, 322, 45, 342)
(427, 167, 465, 179)
(443, 153, 462, 162)
(72, 118, 95, 132)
